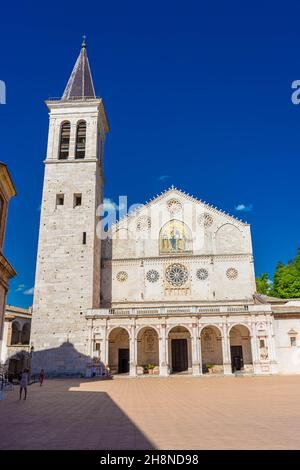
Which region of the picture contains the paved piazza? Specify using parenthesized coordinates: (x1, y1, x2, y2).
(1, 375, 300, 450)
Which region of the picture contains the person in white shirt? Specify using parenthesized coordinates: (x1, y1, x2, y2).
(19, 369, 29, 400)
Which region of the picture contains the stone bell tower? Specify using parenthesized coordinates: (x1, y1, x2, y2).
(31, 40, 109, 375)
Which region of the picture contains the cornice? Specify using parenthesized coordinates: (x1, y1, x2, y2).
(0, 250, 16, 283)
(103, 253, 252, 266)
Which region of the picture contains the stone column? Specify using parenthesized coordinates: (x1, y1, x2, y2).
(18, 329, 22, 345)
(7, 321, 13, 346)
(167, 334, 171, 374)
(159, 324, 169, 376)
(68, 122, 77, 159)
(266, 320, 279, 374)
(266, 321, 275, 361)
(250, 323, 260, 374)
(102, 325, 109, 366)
(89, 320, 94, 359)
(222, 323, 232, 375)
(250, 319, 258, 363)
(129, 325, 137, 377)
(191, 323, 201, 376)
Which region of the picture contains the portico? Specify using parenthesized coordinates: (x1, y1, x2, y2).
(85, 303, 278, 377)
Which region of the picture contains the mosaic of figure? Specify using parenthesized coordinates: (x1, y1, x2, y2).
(159, 220, 192, 254)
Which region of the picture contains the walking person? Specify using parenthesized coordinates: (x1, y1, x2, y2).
(39, 369, 45, 386)
(19, 368, 29, 400)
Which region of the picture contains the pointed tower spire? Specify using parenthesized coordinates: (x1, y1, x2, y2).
(62, 37, 96, 100)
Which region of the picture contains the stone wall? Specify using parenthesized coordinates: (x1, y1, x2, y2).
(273, 317, 300, 374)
(101, 189, 256, 306)
(30, 100, 106, 375)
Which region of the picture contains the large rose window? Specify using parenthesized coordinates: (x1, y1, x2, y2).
(165, 263, 188, 287)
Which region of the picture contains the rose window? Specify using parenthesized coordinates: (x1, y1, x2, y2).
(226, 268, 238, 280)
(198, 213, 214, 227)
(146, 269, 160, 283)
(165, 263, 188, 287)
(136, 216, 151, 231)
(167, 199, 182, 214)
(196, 268, 208, 280)
(116, 271, 128, 282)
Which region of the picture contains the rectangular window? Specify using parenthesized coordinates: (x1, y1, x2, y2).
(74, 194, 82, 207)
(56, 194, 64, 207)
(82, 232, 86, 245)
(290, 337, 297, 347)
(259, 339, 265, 348)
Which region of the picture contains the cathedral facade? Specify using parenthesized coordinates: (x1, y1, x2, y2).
(30, 43, 300, 377)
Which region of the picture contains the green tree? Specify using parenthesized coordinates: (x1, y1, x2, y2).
(271, 261, 284, 297)
(271, 248, 300, 298)
(256, 273, 272, 295)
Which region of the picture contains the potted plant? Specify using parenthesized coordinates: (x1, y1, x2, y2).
(146, 363, 155, 375)
(206, 363, 215, 374)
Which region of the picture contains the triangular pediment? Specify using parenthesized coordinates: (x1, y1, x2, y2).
(112, 186, 248, 232)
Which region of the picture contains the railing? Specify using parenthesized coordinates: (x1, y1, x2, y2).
(47, 96, 102, 101)
(0, 366, 13, 398)
(86, 303, 270, 318)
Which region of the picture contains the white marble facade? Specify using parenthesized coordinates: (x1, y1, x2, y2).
(30, 44, 300, 377)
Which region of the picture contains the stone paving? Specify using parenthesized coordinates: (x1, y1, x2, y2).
(1, 375, 300, 450)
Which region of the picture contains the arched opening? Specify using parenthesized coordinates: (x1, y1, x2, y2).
(108, 327, 130, 375)
(201, 326, 223, 374)
(8, 351, 31, 380)
(168, 326, 191, 374)
(215, 223, 243, 254)
(11, 322, 20, 345)
(229, 325, 253, 373)
(159, 219, 193, 254)
(21, 323, 30, 345)
(58, 121, 70, 159)
(136, 327, 159, 375)
(75, 120, 86, 159)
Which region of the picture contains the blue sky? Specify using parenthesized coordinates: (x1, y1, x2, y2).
(1, 1, 300, 308)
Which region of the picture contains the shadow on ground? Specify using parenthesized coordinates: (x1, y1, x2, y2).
(0, 381, 153, 450)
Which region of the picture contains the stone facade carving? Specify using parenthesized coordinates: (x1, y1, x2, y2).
(165, 263, 189, 287)
(196, 268, 208, 280)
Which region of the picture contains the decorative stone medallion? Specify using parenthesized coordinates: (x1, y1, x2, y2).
(146, 269, 160, 283)
(198, 212, 214, 227)
(226, 267, 238, 280)
(116, 271, 128, 282)
(165, 263, 188, 287)
(196, 268, 209, 280)
(136, 216, 151, 231)
(167, 198, 182, 214)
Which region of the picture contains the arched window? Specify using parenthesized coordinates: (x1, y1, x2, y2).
(21, 323, 30, 345)
(11, 322, 20, 345)
(58, 121, 70, 159)
(75, 121, 86, 159)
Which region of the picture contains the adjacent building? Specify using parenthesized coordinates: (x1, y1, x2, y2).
(0, 163, 16, 360)
(0, 305, 32, 377)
